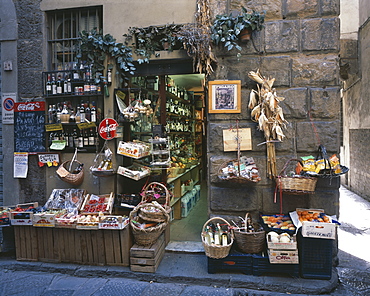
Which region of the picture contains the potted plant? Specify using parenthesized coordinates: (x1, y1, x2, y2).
(176, 23, 216, 76)
(236, 8, 265, 42)
(211, 7, 265, 51)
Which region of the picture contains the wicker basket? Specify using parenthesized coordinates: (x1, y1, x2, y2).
(139, 182, 171, 222)
(217, 158, 261, 184)
(56, 160, 84, 186)
(276, 159, 317, 194)
(201, 217, 234, 259)
(130, 202, 169, 246)
(314, 145, 349, 178)
(233, 213, 266, 254)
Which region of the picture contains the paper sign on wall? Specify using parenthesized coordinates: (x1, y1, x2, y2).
(223, 128, 252, 151)
(14, 152, 28, 178)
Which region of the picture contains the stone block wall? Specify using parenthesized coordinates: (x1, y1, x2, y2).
(207, 0, 341, 219)
(13, 0, 47, 204)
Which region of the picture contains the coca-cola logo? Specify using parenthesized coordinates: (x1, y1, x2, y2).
(15, 101, 45, 112)
(98, 118, 118, 140)
(99, 123, 117, 134)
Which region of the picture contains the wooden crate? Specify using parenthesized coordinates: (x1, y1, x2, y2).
(103, 227, 133, 266)
(130, 233, 165, 273)
(36, 227, 59, 262)
(13, 226, 38, 261)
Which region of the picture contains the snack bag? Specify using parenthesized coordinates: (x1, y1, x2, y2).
(301, 156, 316, 172)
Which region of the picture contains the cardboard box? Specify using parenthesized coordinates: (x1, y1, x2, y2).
(32, 213, 55, 227)
(80, 193, 114, 215)
(10, 212, 33, 226)
(117, 141, 151, 159)
(293, 208, 337, 240)
(267, 234, 297, 250)
(76, 215, 99, 230)
(268, 249, 299, 264)
(117, 164, 151, 181)
(98, 215, 129, 230)
(301, 220, 336, 239)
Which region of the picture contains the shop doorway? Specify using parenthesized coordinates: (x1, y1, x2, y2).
(119, 72, 208, 246)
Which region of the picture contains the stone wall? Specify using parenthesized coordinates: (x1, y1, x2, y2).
(207, 0, 341, 219)
(341, 5, 370, 201)
(13, 0, 47, 205)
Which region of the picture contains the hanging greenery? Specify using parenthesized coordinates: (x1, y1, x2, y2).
(78, 28, 136, 85)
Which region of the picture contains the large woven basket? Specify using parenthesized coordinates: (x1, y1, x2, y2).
(130, 202, 169, 246)
(217, 159, 260, 185)
(233, 213, 266, 254)
(139, 182, 171, 222)
(201, 217, 234, 259)
(56, 160, 84, 186)
(276, 159, 317, 194)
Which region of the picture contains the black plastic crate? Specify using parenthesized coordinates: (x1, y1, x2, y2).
(207, 248, 253, 274)
(297, 228, 333, 280)
(252, 253, 299, 277)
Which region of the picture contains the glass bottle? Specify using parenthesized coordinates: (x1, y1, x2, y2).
(83, 129, 89, 147)
(51, 75, 57, 95)
(48, 105, 54, 124)
(90, 101, 96, 122)
(79, 102, 85, 123)
(88, 128, 95, 146)
(85, 101, 91, 122)
(72, 128, 78, 147)
(46, 74, 52, 96)
(56, 75, 63, 94)
(75, 107, 81, 123)
(63, 74, 68, 94)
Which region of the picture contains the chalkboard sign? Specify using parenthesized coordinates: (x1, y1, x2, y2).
(14, 101, 46, 152)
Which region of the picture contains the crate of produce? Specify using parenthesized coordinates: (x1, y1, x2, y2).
(207, 248, 253, 275)
(266, 232, 297, 250)
(98, 215, 129, 230)
(130, 233, 165, 273)
(76, 214, 99, 230)
(294, 208, 337, 240)
(80, 193, 114, 215)
(10, 212, 34, 226)
(0, 207, 12, 226)
(117, 164, 151, 181)
(44, 189, 85, 210)
(259, 213, 296, 235)
(117, 140, 151, 159)
(297, 228, 333, 279)
(252, 253, 299, 277)
(55, 212, 78, 228)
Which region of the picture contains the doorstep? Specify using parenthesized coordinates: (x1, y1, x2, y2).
(165, 241, 204, 253)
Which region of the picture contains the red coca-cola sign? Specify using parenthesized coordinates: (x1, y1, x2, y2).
(15, 101, 45, 112)
(99, 118, 118, 140)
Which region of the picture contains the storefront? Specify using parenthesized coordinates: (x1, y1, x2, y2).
(1, 0, 344, 278)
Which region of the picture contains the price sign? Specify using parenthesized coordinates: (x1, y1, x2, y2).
(98, 118, 118, 140)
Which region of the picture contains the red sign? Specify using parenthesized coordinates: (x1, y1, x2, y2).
(99, 118, 118, 140)
(15, 101, 45, 112)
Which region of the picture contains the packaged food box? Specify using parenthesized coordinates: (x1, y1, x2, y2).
(266, 232, 297, 250)
(32, 213, 56, 227)
(76, 214, 99, 230)
(267, 249, 299, 264)
(291, 208, 337, 240)
(98, 215, 129, 230)
(117, 141, 151, 159)
(80, 193, 114, 215)
(117, 164, 151, 181)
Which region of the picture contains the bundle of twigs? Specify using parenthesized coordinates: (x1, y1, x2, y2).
(248, 70, 288, 178)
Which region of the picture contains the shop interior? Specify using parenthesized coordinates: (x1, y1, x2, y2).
(115, 73, 209, 245)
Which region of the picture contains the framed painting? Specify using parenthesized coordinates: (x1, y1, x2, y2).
(208, 80, 241, 113)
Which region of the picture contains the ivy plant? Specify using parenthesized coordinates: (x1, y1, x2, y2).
(78, 28, 136, 85)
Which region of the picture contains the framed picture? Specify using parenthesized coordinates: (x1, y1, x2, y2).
(208, 80, 241, 113)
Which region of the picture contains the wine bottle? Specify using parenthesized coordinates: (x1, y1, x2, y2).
(88, 128, 95, 146)
(83, 129, 89, 147)
(85, 101, 91, 122)
(48, 105, 54, 123)
(51, 75, 57, 95)
(80, 102, 85, 123)
(90, 102, 96, 122)
(46, 74, 52, 95)
(56, 75, 63, 94)
(63, 74, 68, 94)
(75, 107, 81, 123)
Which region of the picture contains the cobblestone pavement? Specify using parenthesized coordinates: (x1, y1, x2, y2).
(0, 186, 369, 296)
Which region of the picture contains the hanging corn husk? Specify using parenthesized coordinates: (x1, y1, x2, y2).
(248, 70, 288, 178)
